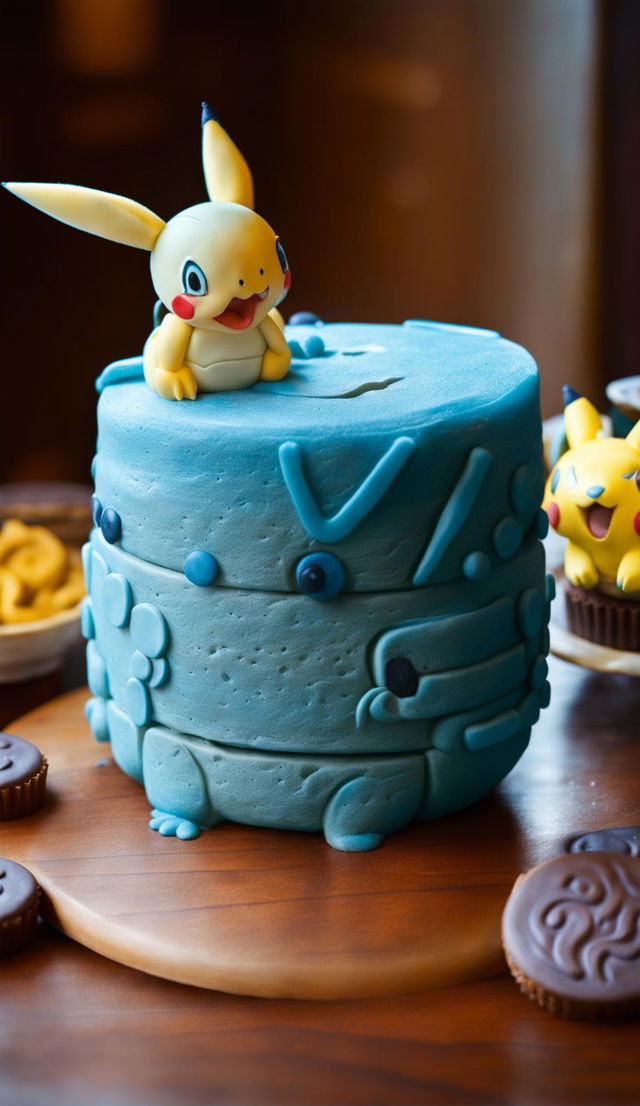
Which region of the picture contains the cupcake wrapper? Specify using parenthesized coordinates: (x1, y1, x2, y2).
(564, 582, 640, 651)
(0, 758, 48, 820)
(0, 888, 40, 957)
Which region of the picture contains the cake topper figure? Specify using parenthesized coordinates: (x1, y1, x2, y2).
(4, 103, 291, 399)
(543, 387, 640, 592)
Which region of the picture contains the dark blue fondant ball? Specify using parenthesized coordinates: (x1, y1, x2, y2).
(100, 507, 122, 544)
(295, 552, 345, 600)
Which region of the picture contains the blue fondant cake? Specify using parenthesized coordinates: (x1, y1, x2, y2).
(84, 320, 551, 850)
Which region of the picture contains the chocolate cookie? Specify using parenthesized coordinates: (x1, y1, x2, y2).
(0, 733, 48, 819)
(502, 851, 640, 1020)
(566, 826, 640, 857)
(0, 858, 40, 956)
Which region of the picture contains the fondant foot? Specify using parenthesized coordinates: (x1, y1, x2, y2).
(322, 777, 416, 852)
(149, 808, 201, 840)
(325, 831, 385, 853)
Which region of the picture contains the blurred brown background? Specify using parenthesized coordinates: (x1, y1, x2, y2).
(1, 0, 638, 484)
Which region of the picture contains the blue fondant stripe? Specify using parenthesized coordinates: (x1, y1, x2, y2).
(278, 436, 415, 542)
(412, 447, 493, 585)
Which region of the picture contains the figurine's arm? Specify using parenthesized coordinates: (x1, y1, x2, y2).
(147, 313, 198, 401)
(564, 540, 598, 589)
(258, 312, 291, 381)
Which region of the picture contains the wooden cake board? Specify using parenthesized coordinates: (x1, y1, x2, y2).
(1, 677, 624, 1000)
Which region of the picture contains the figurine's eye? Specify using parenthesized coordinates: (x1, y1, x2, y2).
(276, 238, 288, 273)
(385, 656, 419, 698)
(181, 260, 208, 296)
(295, 552, 345, 600)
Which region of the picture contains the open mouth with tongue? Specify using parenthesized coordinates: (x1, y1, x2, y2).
(213, 288, 269, 330)
(585, 502, 615, 539)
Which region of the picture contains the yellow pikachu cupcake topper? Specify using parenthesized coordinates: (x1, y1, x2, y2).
(543, 386, 640, 592)
(4, 104, 291, 400)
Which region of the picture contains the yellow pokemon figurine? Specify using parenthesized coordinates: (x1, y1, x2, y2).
(4, 104, 291, 400)
(543, 386, 640, 593)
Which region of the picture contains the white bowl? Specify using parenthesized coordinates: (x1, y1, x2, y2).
(0, 605, 83, 684)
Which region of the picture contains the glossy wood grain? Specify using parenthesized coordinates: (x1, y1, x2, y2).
(2, 655, 640, 1105)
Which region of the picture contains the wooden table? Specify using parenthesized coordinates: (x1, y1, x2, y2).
(2, 655, 640, 1106)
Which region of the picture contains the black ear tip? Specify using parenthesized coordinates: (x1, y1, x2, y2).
(201, 102, 219, 127)
(563, 385, 582, 408)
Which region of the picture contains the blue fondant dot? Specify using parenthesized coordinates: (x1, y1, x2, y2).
(462, 551, 490, 580)
(184, 550, 218, 587)
(81, 542, 92, 590)
(131, 650, 152, 681)
(539, 680, 552, 709)
(288, 311, 322, 325)
(130, 603, 169, 658)
(149, 658, 169, 688)
(517, 589, 544, 637)
(510, 466, 537, 513)
(125, 677, 152, 727)
(102, 572, 133, 628)
(86, 641, 110, 698)
(534, 508, 550, 539)
(530, 655, 548, 690)
(493, 517, 524, 559)
(84, 696, 110, 743)
(545, 572, 557, 602)
(91, 494, 103, 527)
(80, 596, 95, 640)
(304, 334, 325, 358)
(100, 507, 122, 544)
(287, 339, 305, 359)
(550, 467, 560, 494)
(90, 548, 109, 593)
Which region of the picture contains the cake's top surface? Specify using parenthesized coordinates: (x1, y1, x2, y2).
(98, 320, 537, 435)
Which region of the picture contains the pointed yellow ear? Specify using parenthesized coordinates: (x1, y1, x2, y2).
(564, 394, 603, 448)
(626, 419, 640, 452)
(3, 182, 165, 251)
(201, 106, 254, 208)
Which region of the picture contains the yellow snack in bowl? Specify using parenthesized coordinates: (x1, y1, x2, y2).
(0, 519, 84, 625)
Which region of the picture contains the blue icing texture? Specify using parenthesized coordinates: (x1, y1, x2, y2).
(93, 322, 543, 592)
(85, 321, 549, 850)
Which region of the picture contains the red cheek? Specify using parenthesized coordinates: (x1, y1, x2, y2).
(634, 512, 640, 536)
(283, 269, 292, 291)
(171, 294, 195, 320)
(546, 502, 560, 530)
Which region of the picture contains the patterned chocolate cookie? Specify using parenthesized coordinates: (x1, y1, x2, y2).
(0, 858, 40, 956)
(566, 826, 640, 857)
(502, 851, 640, 1020)
(0, 733, 48, 819)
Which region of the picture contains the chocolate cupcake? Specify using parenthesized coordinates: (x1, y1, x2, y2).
(0, 858, 40, 956)
(502, 851, 640, 1020)
(0, 733, 48, 819)
(563, 580, 640, 651)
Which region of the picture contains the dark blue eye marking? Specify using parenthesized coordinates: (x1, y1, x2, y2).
(276, 238, 288, 273)
(550, 468, 560, 494)
(566, 466, 577, 489)
(181, 259, 208, 296)
(385, 656, 419, 698)
(295, 552, 345, 600)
